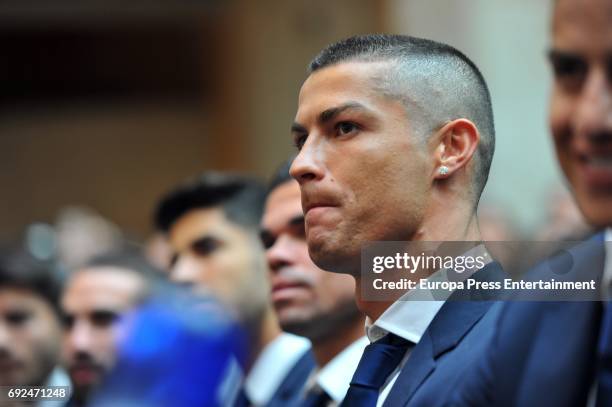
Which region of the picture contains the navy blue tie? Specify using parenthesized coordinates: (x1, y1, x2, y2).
(597, 301, 612, 407)
(340, 334, 411, 407)
(301, 388, 331, 407)
(233, 386, 251, 407)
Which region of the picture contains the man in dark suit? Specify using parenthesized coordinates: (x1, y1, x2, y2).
(261, 161, 367, 406)
(289, 34, 504, 406)
(155, 173, 315, 407)
(450, 0, 612, 405)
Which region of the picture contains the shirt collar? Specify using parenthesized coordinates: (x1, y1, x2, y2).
(311, 336, 369, 403)
(365, 244, 491, 344)
(245, 333, 311, 405)
(603, 229, 612, 298)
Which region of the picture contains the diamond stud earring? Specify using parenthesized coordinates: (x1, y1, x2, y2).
(439, 166, 449, 176)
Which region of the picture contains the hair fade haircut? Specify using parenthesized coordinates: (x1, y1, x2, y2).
(155, 172, 267, 233)
(86, 245, 161, 278)
(0, 248, 63, 312)
(309, 34, 495, 203)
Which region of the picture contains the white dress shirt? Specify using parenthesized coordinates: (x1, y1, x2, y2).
(602, 228, 612, 297)
(38, 367, 70, 407)
(223, 332, 311, 406)
(302, 336, 369, 406)
(365, 245, 492, 407)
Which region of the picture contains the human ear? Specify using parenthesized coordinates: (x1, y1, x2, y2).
(432, 119, 480, 179)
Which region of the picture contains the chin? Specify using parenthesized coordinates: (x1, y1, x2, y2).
(279, 313, 316, 337)
(310, 248, 358, 276)
(307, 230, 362, 274)
(575, 191, 612, 229)
(581, 206, 612, 229)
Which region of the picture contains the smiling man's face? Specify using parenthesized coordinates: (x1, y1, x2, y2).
(290, 61, 433, 275)
(550, 0, 612, 226)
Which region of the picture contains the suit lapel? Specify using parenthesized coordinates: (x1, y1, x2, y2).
(382, 333, 435, 407)
(266, 350, 315, 407)
(383, 262, 505, 407)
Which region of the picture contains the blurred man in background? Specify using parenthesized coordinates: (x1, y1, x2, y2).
(452, 0, 612, 405)
(61, 248, 155, 406)
(535, 185, 591, 241)
(261, 161, 366, 406)
(89, 282, 241, 407)
(155, 172, 314, 407)
(0, 249, 68, 405)
(54, 207, 123, 271)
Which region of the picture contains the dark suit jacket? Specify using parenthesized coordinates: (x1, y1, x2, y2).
(266, 349, 316, 407)
(448, 233, 606, 407)
(381, 261, 507, 407)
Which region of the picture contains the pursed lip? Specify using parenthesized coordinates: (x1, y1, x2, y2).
(270, 278, 312, 304)
(270, 270, 313, 297)
(303, 202, 336, 214)
(69, 363, 102, 384)
(302, 192, 339, 214)
(575, 150, 612, 188)
(272, 280, 307, 292)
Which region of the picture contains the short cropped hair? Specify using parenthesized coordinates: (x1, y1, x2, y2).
(309, 34, 495, 203)
(0, 248, 63, 312)
(81, 245, 161, 302)
(86, 245, 161, 279)
(155, 172, 267, 233)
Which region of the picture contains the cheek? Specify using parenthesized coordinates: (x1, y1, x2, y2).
(98, 327, 121, 367)
(217, 251, 262, 292)
(223, 251, 253, 277)
(27, 324, 59, 357)
(549, 90, 574, 144)
(318, 274, 355, 306)
(6, 327, 31, 360)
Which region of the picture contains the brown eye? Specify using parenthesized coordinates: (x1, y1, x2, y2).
(549, 51, 588, 92)
(336, 121, 359, 136)
(260, 231, 276, 250)
(62, 313, 75, 329)
(5, 310, 30, 326)
(192, 237, 220, 256)
(291, 222, 306, 239)
(91, 310, 119, 328)
(294, 134, 308, 150)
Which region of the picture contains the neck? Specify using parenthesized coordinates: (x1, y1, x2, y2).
(355, 204, 482, 322)
(311, 314, 365, 366)
(244, 305, 282, 373)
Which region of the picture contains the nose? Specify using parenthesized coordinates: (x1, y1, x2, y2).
(574, 67, 612, 143)
(0, 322, 9, 350)
(171, 255, 202, 286)
(67, 320, 93, 353)
(266, 235, 295, 273)
(290, 139, 325, 184)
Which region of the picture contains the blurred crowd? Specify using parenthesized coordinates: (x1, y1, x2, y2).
(0, 164, 593, 407)
(0, 166, 366, 406)
(1, 0, 611, 406)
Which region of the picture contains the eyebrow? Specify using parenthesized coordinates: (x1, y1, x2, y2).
(291, 101, 370, 134)
(547, 49, 581, 61)
(288, 215, 304, 227)
(319, 102, 369, 123)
